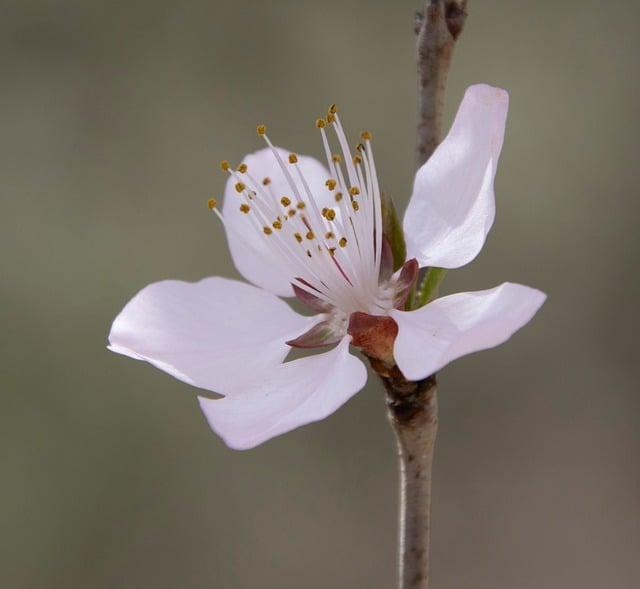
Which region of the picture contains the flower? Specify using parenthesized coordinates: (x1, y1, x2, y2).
(108, 84, 546, 450)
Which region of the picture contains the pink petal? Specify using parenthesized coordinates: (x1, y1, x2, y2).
(403, 84, 509, 269)
(389, 283, 546, 381)
(198, 337, 367, 450)
(223, 147, 331, 297)
(108, 277, 316, 393)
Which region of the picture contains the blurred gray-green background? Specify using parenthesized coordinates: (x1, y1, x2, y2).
(2, 1, 639, 587)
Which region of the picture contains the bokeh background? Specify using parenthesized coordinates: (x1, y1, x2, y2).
(2, 0, 639, 587)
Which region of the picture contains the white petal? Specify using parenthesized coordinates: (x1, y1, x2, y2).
(198, 337, 367, 450)
(390, 283, 546, 381)
(404, 84, 509, 269)
(108, 277, 316, 393)
(223, 147, 331, 297)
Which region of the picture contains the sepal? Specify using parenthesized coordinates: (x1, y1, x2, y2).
(381, 191, 407, 271)
(347, 312, 398, 365)
(286, 318, 343, 348)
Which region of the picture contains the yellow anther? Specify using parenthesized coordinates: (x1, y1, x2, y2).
(325, 208, 336, 221)
(235, 182, 246, 193)
(327, 113, 336, 124)
(325, 179, 337, 190)
(237, 163, 248, 173)
(272, 220, 283, 230)
(220, 160, 230, 171)
(361, 130, 372, 141)
(349, 186, 360, 196)
(328, 103, 338, 114)
(262, 177, 271, 186)
(280, 196, 291, 207)
(288, 153, 298, 164)
(263, 226, 273, 235)
(329, 247, 336, 256)
(207, 198, 217, 210)
(257, 124, 266, 136)
(239, 203, 250, 214)
(356, 143, 365, 152)
(335, 192, 343, 202)
(294, 232, 303, 243)
(321, 207, 328, 217)
(325, 231, 335, 239)
(332, 153, 342, 163)
(288, 209, 296, 217)
(306, 231, 315, 240)
(352, 201, 360, 211)
(339, 237, 348, 247)
(316, 118, 326, 129)
(296, 201, 306, 210)
(353, 155, 362, 165)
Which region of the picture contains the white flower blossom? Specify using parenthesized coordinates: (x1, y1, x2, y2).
(108, 84, 546, 450)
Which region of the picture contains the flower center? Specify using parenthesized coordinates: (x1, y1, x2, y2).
(211, 106, 388, 316)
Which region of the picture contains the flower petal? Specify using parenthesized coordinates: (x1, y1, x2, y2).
(403, 84, 509, 269)
(223, 147, 331, 297)
(108, 277, 316, 393)
(198, 337, 367, 450)
(389, 283, 546, 381)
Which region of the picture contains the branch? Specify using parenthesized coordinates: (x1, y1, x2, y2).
(415, 0, 468, 167)
(372, 360, 438, 589)
(375, 4, 468, 588)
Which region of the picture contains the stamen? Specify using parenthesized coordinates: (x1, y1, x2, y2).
(224, 110, 386, 314)
(207, 198, 217, 210)
(220, 160, 230, 171)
